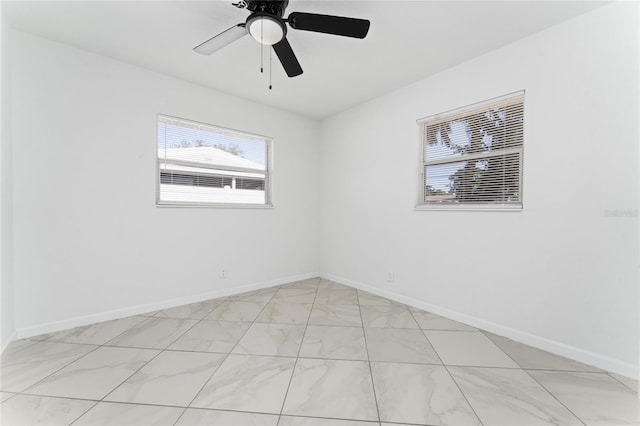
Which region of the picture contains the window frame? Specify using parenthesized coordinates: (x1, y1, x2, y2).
(415, 91, 525, 212)
(155, 114, 274, 209)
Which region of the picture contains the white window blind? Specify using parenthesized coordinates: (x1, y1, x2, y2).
(418, 91, 525, 210)
(157, 115, 272, 207)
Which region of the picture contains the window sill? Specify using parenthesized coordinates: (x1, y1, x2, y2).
(156, 202, 274, 209)
(414, 204, 522, 212)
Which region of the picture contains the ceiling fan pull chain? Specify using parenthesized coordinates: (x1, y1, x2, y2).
(269, 47, 273, 90)
(260, 19, 264, 73)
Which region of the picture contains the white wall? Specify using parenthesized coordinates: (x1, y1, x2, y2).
(320, 2, 639, 377)
(1, 10, 16, 351)
(10, 31, 320, 336)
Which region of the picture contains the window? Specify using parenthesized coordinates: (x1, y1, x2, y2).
(157, 115, 272, 207)
(417, 91, 524, 210)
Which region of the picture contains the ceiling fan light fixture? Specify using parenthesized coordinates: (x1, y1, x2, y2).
(247, 14, 285, 45)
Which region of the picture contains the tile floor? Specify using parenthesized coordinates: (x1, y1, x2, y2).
(1, 278, 638, 425)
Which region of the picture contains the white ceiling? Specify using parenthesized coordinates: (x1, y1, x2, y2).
(2, 1, 606, 119)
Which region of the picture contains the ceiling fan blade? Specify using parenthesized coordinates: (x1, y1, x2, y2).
(273, 38, 303, 77)
(287, 12, 370, 39)
(193, 24, 247, 55)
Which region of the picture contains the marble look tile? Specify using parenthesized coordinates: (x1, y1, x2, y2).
(176, 408, 279, 425)
(0, 394, 95, 425)
(610, 372, 638, 392)
(425, 331, 519, 368)
(106, 317, 198, 349)
(191, 354, 296, 413)
(365, 328, 440, 364)
(232, 323, 305, 356)
(315, 288, 359, 305)
(1, 339, 38, 356)
(299, 325, 368, 361)
(318, 280, 350, 291)
(308, 304, 362, 327)
(528, 371, 640, 426)
(282, 358, 378, 421)
(409, 309, 477, 331)
(272, 288, 318, 303)
(360, 305, 419, 329)
(73, 401, 183, 425)
(449, 367, 582, 425)
(380, 424, 414, 426)
(42, 316, 148, 345)
(279, 416, 379, 426)
(168, 320, 249, 353)
(1, 341, 95, 392)
(25, 346, 158, 400)
(106, 351, 225, 406)
(280, 279, 321, 290)
(227, 288, 278, 303)
(205, 300, 266, 322)
(484, 332, 602, 372)
(357, 291, 399, 306)
(153, 299, 222, 319)
(0, 391, 15, 402)
(371, 362, 480, 425)
(25, 334, 51, 342)
(256, 302, 313, 324)
(316, 285, 355, 294)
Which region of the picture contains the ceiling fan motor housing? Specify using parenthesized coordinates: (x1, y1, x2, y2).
(246, 0, 289, 17)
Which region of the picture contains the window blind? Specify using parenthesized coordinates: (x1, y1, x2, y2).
(418, 91, 524, 209)
(157, 115, 272, 207)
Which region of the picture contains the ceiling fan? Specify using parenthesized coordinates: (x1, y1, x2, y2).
(193, 0, 371, 78)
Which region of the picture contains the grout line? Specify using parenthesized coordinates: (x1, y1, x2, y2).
(10, 387, 97, 424)
(441, 364, 484, 425)
(12, 344, 102, 394)
(100, 315, 157, 347)
(68, 400, 101, 425)
(71, 303, 225, 425)
(408, 308, 445, 366)
(278, 413, 381, 424)
(171, 405, 282, 415)
(96, 350, 164, 401)
(356, 290, 382, 424)
(6, 392, 101, 403)
(462, 332, 587, 426)
(6, 335, 622, 372)
(520, 369, 588, 426)
(101, 317, 211, 398)
(407, 307, 484, 425)
(172, 287, 281, 425)
(607, 372, 639, 393)
(276, 280, 320, 424)
(0, 392, 17, 404)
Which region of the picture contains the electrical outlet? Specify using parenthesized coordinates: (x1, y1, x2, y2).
(386, 271, 394, 282)
(220, 269, 228, 279)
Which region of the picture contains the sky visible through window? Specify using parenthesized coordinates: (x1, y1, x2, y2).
(158, 122, 267, 167)
(425, 120, 479, 192)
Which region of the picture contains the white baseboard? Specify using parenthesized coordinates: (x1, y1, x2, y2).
(321, 273, 639, 380)
(15, 272, 319, 340)
(1, 330, 17, 354)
